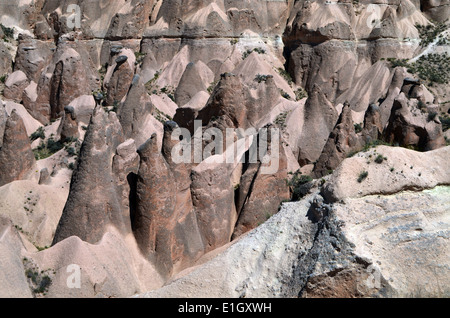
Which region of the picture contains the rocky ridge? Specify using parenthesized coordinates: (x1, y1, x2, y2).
(0, 0, 449, 298)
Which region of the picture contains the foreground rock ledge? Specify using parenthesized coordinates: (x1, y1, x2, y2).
(136, 146, 450, 298)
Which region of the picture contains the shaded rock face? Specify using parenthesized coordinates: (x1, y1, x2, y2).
(104, 54, 135, 106)
(58, 106, 79, 141)
(133, 125, 204, 278)
(384, 93, 446, 151)
(296, 85, 338, 166)
(196, 73, 248, 132)
(138, 146, 450, 299)
(0, 110, 35, 187)
(190, 161, 236, 254)
(117, 74, 152, 141)
(313, 103, 361, 178)
(3, 70, 29, 102)
(233, 126, 290, 239)
(52, 106, 133, 245)
(0, 42, 13, 77)
(362, 103, 383, 144)
(49, 48, 89, 120)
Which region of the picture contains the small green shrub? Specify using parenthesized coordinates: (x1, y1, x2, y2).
(441, 115, 450, 131)
(0, 24, 14, 39)
(287, 170, 313, 201)
(242, 48, 266, 59)
(277, 68, 293, 86)
(294, 88, 308, 101)
(30, 127, 45, 142)
(374, 154, 385, 164)
(255, 74, 270, 83)
(280, 89, 291, 100)
(354, 123, 363, 133)
(357, 171, 369, 183)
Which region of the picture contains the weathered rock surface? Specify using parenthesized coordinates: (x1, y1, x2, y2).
(3, 70, 29, 102)
(52, 106, 132, 245)
(384, 93, 446, 151)
(0, 110, 36, 187)
(138, 146, 450, 298)
(0, 217, 33, 298)
(313, 103, 362, 178)
(0, 0, 449, 299)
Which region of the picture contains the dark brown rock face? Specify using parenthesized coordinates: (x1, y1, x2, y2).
(14, 35, 54, 83)
(58, 106, 79, 141)
(52, 106, 134, 245)
(50, 48, 89, 120)
(104, 56, 135, 106)
(313, 103, 360, 178)
(296, 85, 339, 166)
(133, 122, 204, 278)
(233, 127, 290, 239)
(196, 73, 248, 131)
(191, 161, 236, 254)
(118, 74, 152, 140)
(384, 93, 446, 151)
(362, 103, 383, 144)
(0, 110, 36, 187)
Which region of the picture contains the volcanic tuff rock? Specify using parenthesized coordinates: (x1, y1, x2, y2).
(0, 110, 36, 187)
(52, 106, 131, 245)
(139, 145, 450, 298)
(0, 0, 449, 298)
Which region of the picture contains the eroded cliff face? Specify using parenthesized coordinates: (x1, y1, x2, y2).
(0, 0, 449, 298)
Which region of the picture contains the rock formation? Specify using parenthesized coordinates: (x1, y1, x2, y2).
(52, 106, 132, 245)
(0, 0, 448, 299)
(0, 110, 36, 187)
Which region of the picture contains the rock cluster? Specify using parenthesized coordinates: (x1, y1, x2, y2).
(0, 0, 448, 298)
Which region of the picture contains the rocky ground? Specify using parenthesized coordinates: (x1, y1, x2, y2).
(0, 0, 449, 298)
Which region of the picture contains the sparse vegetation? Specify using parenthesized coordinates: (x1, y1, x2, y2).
(0, 23, 14, 40)
(274, 111, 289, 129)
(287, 170, 313, 201)
(30, 127, 45, 142)
(32, 136, 79, 161)
(354, 123, 363, 134)
(280, 89, 291, 100)
(255, 74, 270, 83)
(242, 47, 266, 60)
(207, 80, 218, 94)
(294, 87, 308, 101)
(357, 170, 369, 183)
(415, 21, 448, 47)
(388, 53, 450, 86)
(22, 258, 53, 297)
(277, 68, 293, 86)
(441, 115, 450, 131)
(0, 74, 7, 83)
(134, 51, 147, 65)
(374, 154, 386, 164)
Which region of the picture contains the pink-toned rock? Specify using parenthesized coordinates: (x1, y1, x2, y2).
(313, 103, 362, 178)
(0, 110, 36, 187)
(233, 126, 290, 239)
(52, 106, 132, 245)
(4, 71, 29, 103)
(50, 48, 89, 120)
